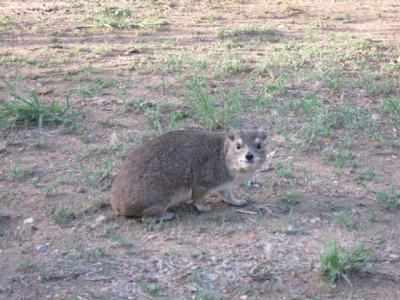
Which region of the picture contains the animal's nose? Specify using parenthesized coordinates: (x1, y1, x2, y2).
(245, 152, 254, 161)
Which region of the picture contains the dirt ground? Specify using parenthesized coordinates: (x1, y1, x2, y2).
(0, 0, 399, 299)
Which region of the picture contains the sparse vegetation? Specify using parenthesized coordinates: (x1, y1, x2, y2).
(1, 0, 399, 298)
(95, 7, 165, 30)
(9, 165, 34, 181)
(0, 83, 75, 128)
(337, 211, 358, 231)
(376, 189, 400, 212)
(319, 241, 373, 286)
(185, 76, 243, 129)
(48, 207, 75, 224)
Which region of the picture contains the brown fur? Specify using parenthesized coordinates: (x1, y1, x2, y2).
(110, 128, 268, 218)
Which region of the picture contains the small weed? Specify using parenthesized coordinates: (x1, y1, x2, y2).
(321, 148, 353, 170)
(376, 189, 400, 212)
(89, 197, 110, 211)
(38, 266, 56, 281)
(193, 285, 219, 300)
(92, 45, 114, 56)
(42, 184, 55, 197)
(355, 167, 376, 186)
(337, 211, 358, 231)
(319, 240, 373, 287)
(86, 247, 106, 263)
(334, 13, 351, 21)
(187, 268, 202, 283)
(78, 78, 118, 99)
(17, 260, 38, 272)
(138, 280, 164, 297)
(200, 14, 220, 22)
(232, 26, 282, 42)
(279, 188, 301, 211)
(162, 54, 183, 73)
(193, 251, 205, 261)
(95, 7, 165, 30)
(290, 94, 323, 117)
(80, 159, 113, 190)
(60, 121, 85, 135)
(95, 7, 136, 28)
(380, 98, 400, 128)
(48, 207, 75, 224)
(31, 136, 46, 149)
(264, 75, 288, 96)
(216, 211, 240, 226)
(185, 76, 224, 129)
(274, 162, 295, 180)
(368, 211, 380, 223)
(10, 165, 34, 181)
(0, 16, 13, 27)
(185, 76, 243, 129)
(0, 83, 75, 128)
(80, 133, 94, 144)
(111, 237, 133, 248)
(100, 222, 117, 237)
(169, 109, 188, 130)
(214, 54, 252, 77)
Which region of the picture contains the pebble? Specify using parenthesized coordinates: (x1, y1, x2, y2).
(76, 186, 86, 193)
(92, 215, 106, 228)
(206, 273, 218, 282)
(371, 113, 380, 121)
(37, 244, 49, 253)
(23, 217, 34, 225)
(309, 217, 320, 224)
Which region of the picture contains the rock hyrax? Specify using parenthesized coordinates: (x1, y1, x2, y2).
(110, 128, 268, 220)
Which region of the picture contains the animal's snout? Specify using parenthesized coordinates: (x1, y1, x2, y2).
(245, 152, 254, 162)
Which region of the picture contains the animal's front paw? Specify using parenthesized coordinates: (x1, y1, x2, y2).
(228, 198, 247, 207)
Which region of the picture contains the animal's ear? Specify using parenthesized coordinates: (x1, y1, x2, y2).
(257, 126, 268, 140)
(226, 127, 236, 141)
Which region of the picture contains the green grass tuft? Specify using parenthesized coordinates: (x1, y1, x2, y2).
(0, 82, 75, 128)
(48, 207, 75, 224)
(319, 241, 373, 286)
(376, 189, 400, 212)
(95, 7, 165, 30)
(185, 76, 243, 129)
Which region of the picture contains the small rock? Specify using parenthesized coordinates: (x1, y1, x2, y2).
(92, 215, 106, 228)
(36, 244, 49, 253)
(309, 217, 320, 224)
(240, 296, 248, 300)
(0, 143, 6, 153)
(206, 273, 218, 282)
(23, 217, 34, 225)
(109, 131, 119, 147)
(371, 113, 380, 121)
(76, 186, 85, 193)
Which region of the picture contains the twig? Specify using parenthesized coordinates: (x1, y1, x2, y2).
(235, 209, 258, 215)
(83, 276, 113, 282)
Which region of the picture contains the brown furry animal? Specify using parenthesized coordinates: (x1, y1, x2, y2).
(110, 128, 268, 220)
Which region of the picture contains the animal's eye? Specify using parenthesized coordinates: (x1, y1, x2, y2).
(256, 143, 261, 149)
(236, 143, 241, 150)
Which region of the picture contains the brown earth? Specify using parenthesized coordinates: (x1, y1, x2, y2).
(0, 1, 399, 299)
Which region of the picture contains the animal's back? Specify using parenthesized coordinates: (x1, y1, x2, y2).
(110, 130, 224, 216)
